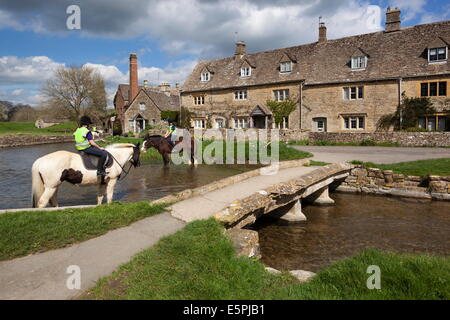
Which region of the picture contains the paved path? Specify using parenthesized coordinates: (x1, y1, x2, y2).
(293, 146, 450, 164)
(0, 165, 316, 300)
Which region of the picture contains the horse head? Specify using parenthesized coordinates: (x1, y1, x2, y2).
(141, 135, 164, 152)
(131, 143, 141, 167)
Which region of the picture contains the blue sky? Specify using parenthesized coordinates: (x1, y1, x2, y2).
(0, 0, 448, 107)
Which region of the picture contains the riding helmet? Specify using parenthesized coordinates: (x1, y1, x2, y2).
(80, 115, 93, 126)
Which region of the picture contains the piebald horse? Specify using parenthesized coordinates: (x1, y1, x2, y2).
(31, 143, 141, 208)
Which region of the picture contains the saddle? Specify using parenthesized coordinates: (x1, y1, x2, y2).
(78, 151, 114, 171)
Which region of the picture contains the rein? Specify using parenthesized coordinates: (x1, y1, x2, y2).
(108, 151, 134, 181)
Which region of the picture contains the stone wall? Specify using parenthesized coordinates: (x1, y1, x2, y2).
(309, 131, 450, 147)
(336, 165, 450, 200)
(0, 135, 74, 148)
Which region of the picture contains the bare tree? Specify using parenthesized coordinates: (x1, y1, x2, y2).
(41, 65, 107, 122)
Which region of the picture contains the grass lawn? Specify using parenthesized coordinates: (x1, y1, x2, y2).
(102, 136, 313, 163)
(0, 202, 168, 261)
(0, 121, 77, 136)
(351, 158, 450, 176)
(289, 139, 400, 147)
(83, 218, 450, 300)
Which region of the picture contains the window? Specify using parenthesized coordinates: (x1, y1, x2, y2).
(274, 117, 289, 129)
(280, 61, 292, 73)
(128, 120, 135, 130)
(215, 119, 224, 128)
(240, 67, 251, 77)
(420, 81, 447, 97)
(201, 72, 210, 82)
(343, 86, 364, 100)
(351, 56, 367, 70)
(234, 90, 248, 100)
(234, 118, 249, 128)
(273, 89, 289, 101)
(193, 119, 206, 129)
(194, 95, 205, 105)
(139, 103, 146, 111)
(428, 47, 447, 62)
(343, 116, 365, 130)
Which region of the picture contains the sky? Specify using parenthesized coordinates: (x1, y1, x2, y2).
(0, 0, 448, 108)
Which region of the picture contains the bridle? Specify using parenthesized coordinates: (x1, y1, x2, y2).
(109, 147, 140, 181)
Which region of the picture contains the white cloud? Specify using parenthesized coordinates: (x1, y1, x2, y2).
(0, 56, 64, 83)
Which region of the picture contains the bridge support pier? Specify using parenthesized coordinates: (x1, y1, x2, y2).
(280, 199, 307, 222)
(312, 186, 335, 205)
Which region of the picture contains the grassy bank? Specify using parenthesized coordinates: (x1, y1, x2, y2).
(83, 218, 449, 300)
(0, 202, 168, 261)
(0, 122, 77, 136)
(102, 136, 313, 163)
(351, 158, 450, 176)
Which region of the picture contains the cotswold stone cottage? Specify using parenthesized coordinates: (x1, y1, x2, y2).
(114, 53, 180, 134)
(181, 8, 450, 132)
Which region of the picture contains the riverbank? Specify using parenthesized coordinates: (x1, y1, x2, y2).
(0, 134, 75, 148)
(82, 218, 450, 300)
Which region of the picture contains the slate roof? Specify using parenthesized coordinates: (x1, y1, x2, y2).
(117, 85, 180, 111)
(182, 20, 450, 93)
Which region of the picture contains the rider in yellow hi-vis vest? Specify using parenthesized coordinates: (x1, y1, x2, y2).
(164, 119, 178, 147)
(74, 116, 108, 176)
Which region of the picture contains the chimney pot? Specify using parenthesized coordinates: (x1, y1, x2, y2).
(318, 22, 327, 43)
(143, 80, 148, 88)
(385, 7, 401, 32)
(235, 41, 246, 56)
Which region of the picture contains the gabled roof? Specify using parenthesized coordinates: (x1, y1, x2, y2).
(182, 19, 450, 92)
(427, 36, 450, 48)
(351, 47, 370, 58)
(118, 85, 180, 112)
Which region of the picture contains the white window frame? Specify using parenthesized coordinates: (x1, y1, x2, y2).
(343, 86, 364, 100)
(234, 118, 249, 129)
(193, 119, 206, 129)
(240, 67, 251, 77)
(201, 72, 210, 82)
(194, 95, 205, 105)
(351, 56, 367, 70)
(273, 89, 289, 102)
(343, 116, 365, 130)
(280, 61, 292, 73)
(215, 118, 224, 129)
(139, 102, 146, 111)
(428, 47, 448, 63)
(234, 90, 248, 100)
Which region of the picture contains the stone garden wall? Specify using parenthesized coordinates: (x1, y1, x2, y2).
(309, 132, 450, 147)
(336, 165, 450, 200)
(0, 135, 74, 148)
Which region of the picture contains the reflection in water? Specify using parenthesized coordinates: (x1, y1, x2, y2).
(253, 193, 450, 272)
(0, 143, 254, 209)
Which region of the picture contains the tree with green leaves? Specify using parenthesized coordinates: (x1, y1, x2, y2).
(376, 93, 436, 131)
(266, 98, 297, 126)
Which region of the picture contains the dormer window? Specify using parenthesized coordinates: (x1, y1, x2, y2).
(201, 72, 210, 82)
(280, 61, 292, 73)
(351, 56, 367, 70)
(429, 47, 447, 63)
(240, 67, 251, 77)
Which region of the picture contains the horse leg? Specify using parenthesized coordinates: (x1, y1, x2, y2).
(49, 187, 59, 207)
(106, 178, 118, 204)
(97, 183, 107, 205)
(37, 187, 57, 208)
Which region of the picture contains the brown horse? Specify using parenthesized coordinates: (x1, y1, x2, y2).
(141, 135, 197, 166)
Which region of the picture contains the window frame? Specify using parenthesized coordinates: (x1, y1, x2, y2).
(139, 102, 146, 111)
(201, 72, 210, 82)
(343, 86, 364, 100)
(273, 89, 290, 102)
(193, 119, 206, 129)
(343, 115, 365, 130)
(428, 47, 448, 63)
(234, 90, 248, 100)
(279, 61, 292, 73)
(420, 81, 447, 97)
(193, 95, 205, 105)
(240, 67, 251, 78)
(351, 56, 367, 70)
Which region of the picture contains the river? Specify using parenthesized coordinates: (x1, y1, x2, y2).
(0, 143, 254, 210)
(254, 193, 450, 272)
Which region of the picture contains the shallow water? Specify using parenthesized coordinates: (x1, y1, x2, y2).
(0, 143, 254, 209)
(253, 193, 450, 272)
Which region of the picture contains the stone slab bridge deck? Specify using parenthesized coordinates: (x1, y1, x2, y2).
(0, 160, 352, 300)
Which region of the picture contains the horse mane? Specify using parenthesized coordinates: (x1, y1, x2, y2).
(149, 135, 162, 138)
(106, 143, 136, 149)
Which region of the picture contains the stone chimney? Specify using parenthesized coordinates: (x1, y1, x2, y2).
(385, 7, 401, 32)
(175, 83, 179, 89)
(143, 80, 148, 88)
(318, 22, 327, 43)
(159, 82, 170, 92)
(235, 41, 246, 56)
(129, 53, 138, 102)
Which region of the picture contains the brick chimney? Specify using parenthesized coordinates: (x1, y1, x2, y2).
(129, 53, 138, 102)
(318, 22, 327, 43)
(235, 41, 246, 56)
(385, 7, 401, 32)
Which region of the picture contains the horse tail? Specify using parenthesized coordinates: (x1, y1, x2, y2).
(31, 160, 45, 208)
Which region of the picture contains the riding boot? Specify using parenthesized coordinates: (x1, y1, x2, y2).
(97, 154, 108, 176)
